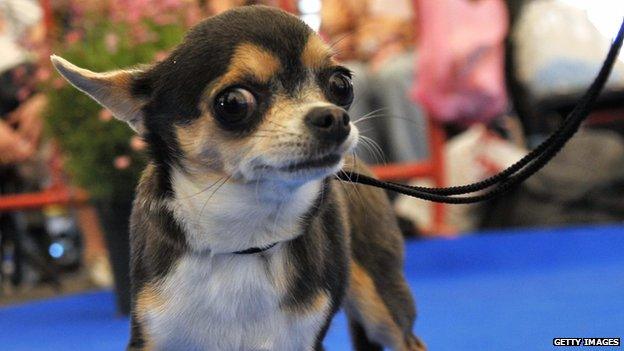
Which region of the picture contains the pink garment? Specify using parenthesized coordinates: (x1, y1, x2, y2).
(412, 0, 509, 125)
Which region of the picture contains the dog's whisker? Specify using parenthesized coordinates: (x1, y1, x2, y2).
(360, 135, 386, 163)
(357, 135, 387, 165)
(349, 151, 368, 206)
(357, 110, 386, 118)
(338, 168, 363, 209)
(198, 175, 232, 219)
(328, 33, 352, 57)
(270, 200, 285, 238)
(352, 114, 389, 126)
(178, 175, 227, 200)
(339, 164, 367, 209)
(352, 113, 387, 126)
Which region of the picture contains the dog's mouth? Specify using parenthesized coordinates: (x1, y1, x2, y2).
(279, 153, 342, 172)
(244, 129, 358, 181)
(250, 153, 343, 177)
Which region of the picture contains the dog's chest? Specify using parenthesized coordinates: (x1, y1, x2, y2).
(170, 171, 322, 254)
(144, 250, 329, 351)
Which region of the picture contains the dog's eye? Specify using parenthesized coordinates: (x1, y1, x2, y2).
(214, 88, 256, 124)
(327, 72, 354, 108)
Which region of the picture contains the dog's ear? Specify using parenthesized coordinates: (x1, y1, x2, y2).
(51, 55, 148, 134)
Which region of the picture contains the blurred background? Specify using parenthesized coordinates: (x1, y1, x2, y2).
(0, 0, 623, 350)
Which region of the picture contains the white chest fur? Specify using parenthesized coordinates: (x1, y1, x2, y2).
(144, 248, 330, 351)
(145, 171, 329, 350)
(169, 170, 322, 254)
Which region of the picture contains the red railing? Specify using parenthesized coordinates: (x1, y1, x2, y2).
(0, 143, 89, 212)
(371, 117, 447, 234)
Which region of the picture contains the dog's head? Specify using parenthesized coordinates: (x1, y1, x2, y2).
(52, 6, 358, 193)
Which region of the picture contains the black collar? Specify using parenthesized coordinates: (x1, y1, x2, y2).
(233, 242, 278, 255)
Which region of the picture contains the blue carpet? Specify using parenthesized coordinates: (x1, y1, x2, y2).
(1, 225, 623, 350)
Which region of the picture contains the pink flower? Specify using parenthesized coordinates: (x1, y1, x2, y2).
(131, 26, 156, 44)
(65, 30, 83, 45)
(99, 109, 113, 122)
(104, 33, 119, 53)
(36, 68, 52, 83)
(52, 78, 66, 89)
(13, 65, 27, 79)
(162, 0, 183, 8)
(17, 87, 32, 102)
(108, 0, 188, 25)
(154, 50, 169, 62)
(114, 155, 132, 170)
(184, 5, 203, 27)
(130, 136, 147, 151)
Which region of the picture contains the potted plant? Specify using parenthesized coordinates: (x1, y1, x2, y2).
(44, 0, 202, 314)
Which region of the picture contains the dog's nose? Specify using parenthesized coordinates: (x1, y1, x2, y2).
(305, 106, 351, 144)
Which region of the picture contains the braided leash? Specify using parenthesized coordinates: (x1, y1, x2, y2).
(336, 20, 624, 204)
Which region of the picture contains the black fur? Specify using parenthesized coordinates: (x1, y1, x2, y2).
(346, 178, 417, 336)
(128, 166, 188, 347)
(282, 179, 348, 312)
(348, 320, 384, 351)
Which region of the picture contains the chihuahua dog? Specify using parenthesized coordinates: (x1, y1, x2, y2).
(52, 6, 425, 351)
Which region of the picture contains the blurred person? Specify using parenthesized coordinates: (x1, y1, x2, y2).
(0, 0, 46, 165)
(0, 0, 50, 289)
(320, 0, 414, 63)
(320, 0, 429, 164)
(412, 0, 508, 126)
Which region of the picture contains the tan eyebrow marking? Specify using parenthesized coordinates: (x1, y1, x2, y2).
(301, 35, 334, 70)
(218, 43, 282, 88)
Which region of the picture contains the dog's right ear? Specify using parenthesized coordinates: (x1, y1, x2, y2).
(51, 55, 148, 134)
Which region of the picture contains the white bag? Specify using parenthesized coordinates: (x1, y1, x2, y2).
(513, 0, 624, 99)
(395, 125, 527, 233)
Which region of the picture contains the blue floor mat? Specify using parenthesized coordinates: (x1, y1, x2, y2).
(1, 225, 623, 350)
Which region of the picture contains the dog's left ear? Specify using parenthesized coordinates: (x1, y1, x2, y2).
(51, 55, 148, 134)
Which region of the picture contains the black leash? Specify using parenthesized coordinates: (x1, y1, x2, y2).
(336, 20, 624, 204)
